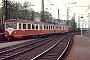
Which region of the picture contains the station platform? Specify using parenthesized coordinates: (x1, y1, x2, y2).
(0, 39, 35, 49)
(65, 35, 90, 60)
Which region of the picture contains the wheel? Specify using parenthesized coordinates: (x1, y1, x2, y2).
(7, 36, 11, 41)
(22, 36, 28, 40)
(22, 36, 25, 40)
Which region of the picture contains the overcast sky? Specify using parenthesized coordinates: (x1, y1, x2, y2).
(0, 0, 90, 28)
(0, 0, 90, 19)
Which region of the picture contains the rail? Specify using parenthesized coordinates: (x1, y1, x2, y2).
(31, 35, 67, 60)
(31, 34, 74, 60)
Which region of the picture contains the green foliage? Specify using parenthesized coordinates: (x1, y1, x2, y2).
(40, 11, 52, 22)
(0, 0, 52, 22)
(69, 17, 77, 32)
(0, 0, 34, 20)
(0, 8, 2, 17)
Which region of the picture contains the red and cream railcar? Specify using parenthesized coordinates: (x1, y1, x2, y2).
(5, 20, 40, 40)
(5, 19, 68, 41)
(53, 24, 68, 33)
(5, 19, 54, 40)
(40, 23, 55, 35)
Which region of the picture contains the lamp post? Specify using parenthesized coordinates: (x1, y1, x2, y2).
(67, 7, 69, 25)
(78, 15, 80, 31)
(81, 16, 84, 37)
(41, 0, 44, 22)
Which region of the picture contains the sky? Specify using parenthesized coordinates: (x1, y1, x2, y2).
(0, 0, 90, 28)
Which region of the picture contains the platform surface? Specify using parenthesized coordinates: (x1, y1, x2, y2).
(65, 35, 90, 60)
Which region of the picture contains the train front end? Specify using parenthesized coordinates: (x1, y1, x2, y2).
(5, 22, 17, 41)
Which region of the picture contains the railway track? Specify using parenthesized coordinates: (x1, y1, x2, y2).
(0, 34, 64, 60)
(31, 34, 74, 60)
(0, 35, 55, 52)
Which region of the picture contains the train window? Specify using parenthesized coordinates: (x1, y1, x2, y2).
(28, 24, 31, 29)
(45, 26, 46, 29)
(6, 23, 17, 29)
(49, 26, 50, 29)
(63, 27, 64, 29)
(44, 25, 45, 29)
(51, 26, 52, 29)
(56, 26, 58, 29)
(47, 26, 48, 29)
(32, 24, 34, 29)
(55, 26, 57, 29)
(66, 26, 67, 29)
(23, 24, 26, 29)
(53, 26, 54, 29)
(19, 24, 21, 29)
(40, 25, 42, 29)
(49, 26, 51, 29)
(36, 24, 38, 29)
(60, 27, 61, 29)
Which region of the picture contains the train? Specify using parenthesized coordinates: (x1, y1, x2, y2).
(5, 19, 69, 41)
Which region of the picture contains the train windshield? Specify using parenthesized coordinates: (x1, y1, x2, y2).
(6, 23, 17, 29)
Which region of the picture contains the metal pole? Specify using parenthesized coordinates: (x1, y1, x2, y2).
(74, 13, 75, 31)
(5, 0, 8, 20)
(81, 26, 83, 37)
(3, 0, 7, 31)
(58, 9, 60, 24)
(81, 16, 83, 37)
(88, 13, 90, 34)
(78, 16, 80, 28)
(58, 9, 59, 19)
(41, 0, 44, 22)
(67, 7, 69, 25)
(85, 20, 86, 30)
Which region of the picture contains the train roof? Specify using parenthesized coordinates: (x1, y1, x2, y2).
(5, 19, 68, 26)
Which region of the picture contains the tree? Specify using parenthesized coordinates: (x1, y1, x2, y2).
(0, 8, 2, 18)
(69, 17, 77, 32)
(0, 0, 33, 20)
(22, 1, 32, 20)
(0, 0, 52, 21)
(40, 11, 52, 22)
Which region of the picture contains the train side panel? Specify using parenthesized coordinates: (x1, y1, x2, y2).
(11, 30, 41, 38)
